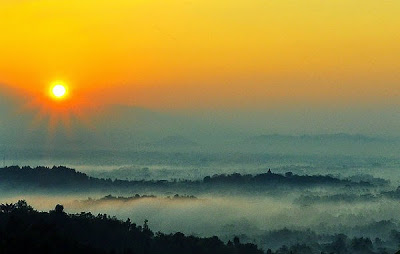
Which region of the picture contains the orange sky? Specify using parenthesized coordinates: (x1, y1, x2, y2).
(0, 0, 399, 111)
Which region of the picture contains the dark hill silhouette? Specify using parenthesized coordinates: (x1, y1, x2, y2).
(0, 166, 376, 194)
(0, 201, 397, 254)
(0, 201, 263, 254)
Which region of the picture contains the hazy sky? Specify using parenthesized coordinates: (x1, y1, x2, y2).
(1, 0, 399, 110)
(1, 0, 400, 140)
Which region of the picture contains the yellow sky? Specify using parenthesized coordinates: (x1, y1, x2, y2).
(0, 0, 399, 110)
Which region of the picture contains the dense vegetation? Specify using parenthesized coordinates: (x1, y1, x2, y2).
(0, 201, 262, 254)
(0, 166, 377, 194)
(259, 227, 400, 254)
(1, 201, 399, 254)
(82, 194, 197, 204)
(1, 166, 400, 253)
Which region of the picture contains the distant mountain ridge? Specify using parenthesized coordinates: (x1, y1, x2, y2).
(0, 165, 381, 194)
(153, 136, 198, 147)
(245, 133, 393, 144)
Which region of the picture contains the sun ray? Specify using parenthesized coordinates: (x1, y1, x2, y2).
(5, 79, 101, 146)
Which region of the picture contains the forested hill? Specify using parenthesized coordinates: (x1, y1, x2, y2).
(0, 166, 380, 194)
(1, 201, 398, 254)
(0, 201, 262, 254)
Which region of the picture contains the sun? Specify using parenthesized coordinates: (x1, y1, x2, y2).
(52, 84, 66, 97)
(51, 83, 67, 99)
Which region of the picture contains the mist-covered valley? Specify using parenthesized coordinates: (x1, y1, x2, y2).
(2, 139, 400, 253)
(1, 154, 400, 253)
(2, 87, 400, 253)
(2, 0, 400, 252)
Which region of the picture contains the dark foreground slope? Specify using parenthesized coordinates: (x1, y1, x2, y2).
(0, 201, 262, 254)
(1, 201, 398, 254)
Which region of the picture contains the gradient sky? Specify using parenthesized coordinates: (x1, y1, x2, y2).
(0, 0, 399, 111)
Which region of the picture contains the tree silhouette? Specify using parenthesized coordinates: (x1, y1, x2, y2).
(55, 204, 64, 213)
(0, 201, 264, 254)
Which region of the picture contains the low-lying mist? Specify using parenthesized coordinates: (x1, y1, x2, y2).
(2, 190, 400, 251)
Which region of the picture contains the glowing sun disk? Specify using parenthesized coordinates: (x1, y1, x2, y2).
(52, 84, 66, 98)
